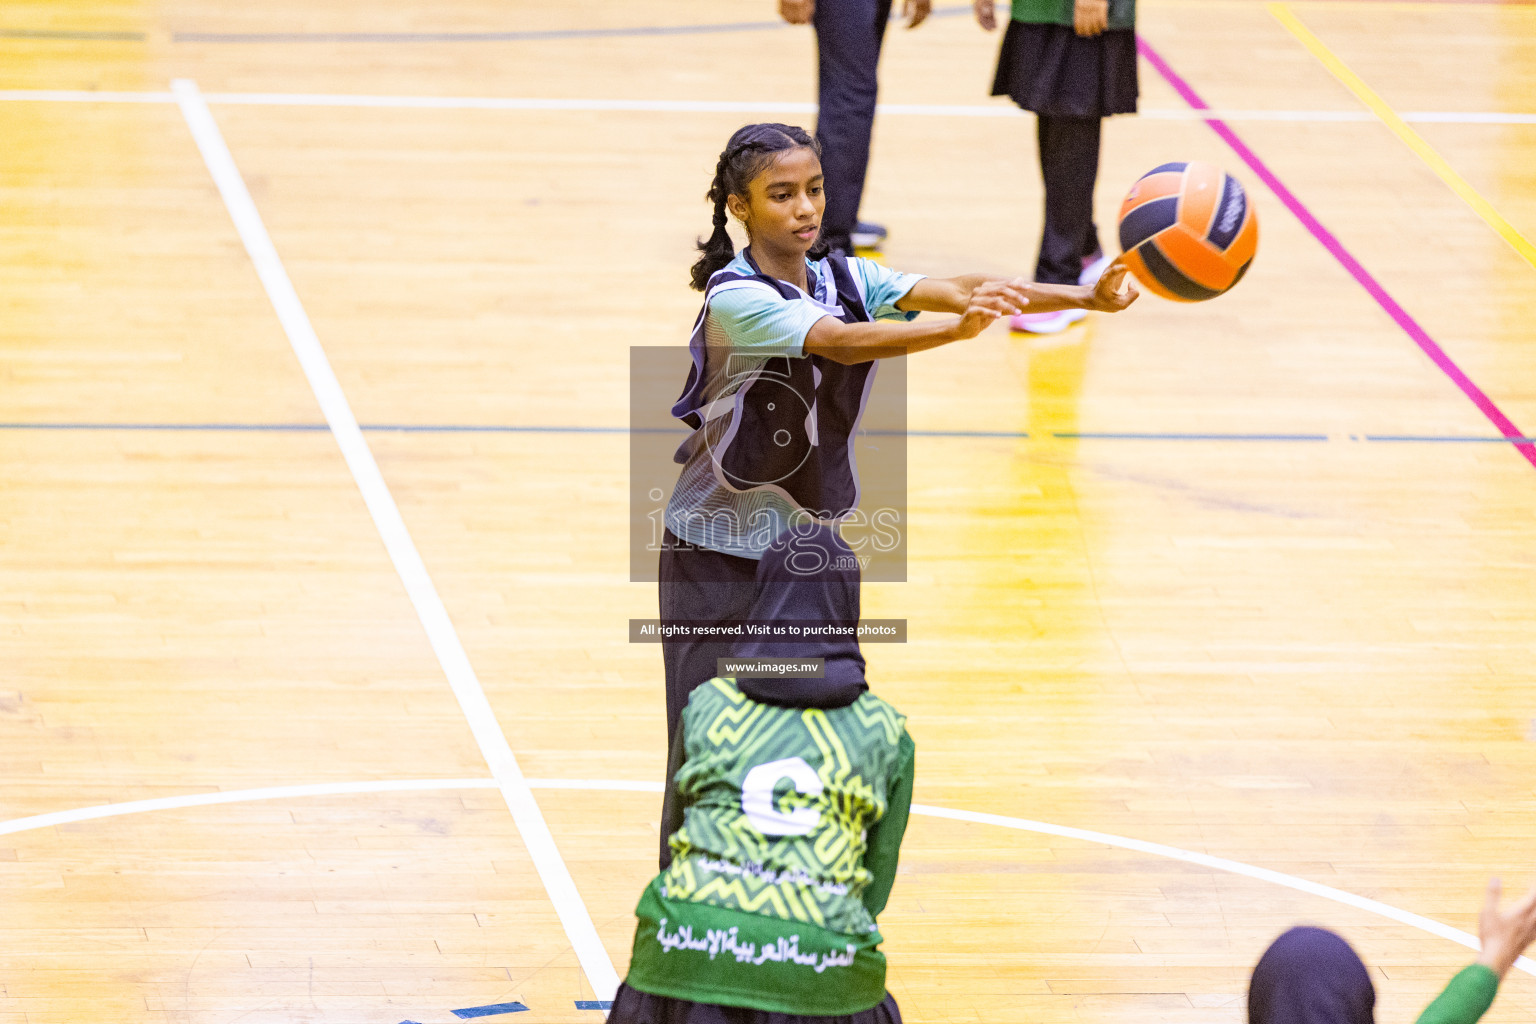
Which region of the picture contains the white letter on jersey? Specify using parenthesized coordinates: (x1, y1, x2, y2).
(741, 756, 824, 837)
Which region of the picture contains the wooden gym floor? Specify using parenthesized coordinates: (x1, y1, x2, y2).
(2, 1, 1534, 1022)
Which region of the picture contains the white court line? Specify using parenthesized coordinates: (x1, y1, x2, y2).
(909, 802, 1536, 975)
(7, 88, 1536, 123)
(169, 77, 621, 1003)
(0, 778, 500, 837)
(2, 775, 1529, 976)
(211, 93, 820, 114)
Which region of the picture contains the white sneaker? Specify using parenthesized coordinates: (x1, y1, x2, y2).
(1009, 308, 1088, 334)
(1079, 250, 1113, 286)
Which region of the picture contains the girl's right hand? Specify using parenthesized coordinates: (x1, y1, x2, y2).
(1087, 259, 1139, 311)
(973, 0, 998, 30)
(1074, 0, 1109, 36)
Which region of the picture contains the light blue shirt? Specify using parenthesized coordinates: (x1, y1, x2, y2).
(665, 252, 925, 559)
(705, 252, 925, 357)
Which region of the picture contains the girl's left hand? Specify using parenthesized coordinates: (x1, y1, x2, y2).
(951, 278, 1032, 339)
(971, 278, 1033, 316)
(1074, 0, 1109, 36)
(1086, 259, 1139, 311)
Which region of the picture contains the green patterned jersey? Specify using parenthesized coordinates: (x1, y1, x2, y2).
(624, 676, 915, 1015)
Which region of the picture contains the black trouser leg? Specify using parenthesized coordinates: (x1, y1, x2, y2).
(1035, 113, 1105, 285)
(658, 532, 759, 868)
(658, 532, 759, 747)
(814, 0, 892, 252)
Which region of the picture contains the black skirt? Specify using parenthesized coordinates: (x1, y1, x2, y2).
(607, 985, 902, 1024)
(991, 21, 1139, 118)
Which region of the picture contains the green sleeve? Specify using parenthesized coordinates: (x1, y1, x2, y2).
(861, 730, 915, 918)
(1414, 964, 1500, 1024)
(1010, 0, 1071, 25)
(658, 711, 689, 872)
(1009, 0, 1135, 30)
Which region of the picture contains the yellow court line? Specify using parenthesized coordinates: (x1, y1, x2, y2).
(1269, 2, 1536, 271)
(1277, 0, 1536, 9)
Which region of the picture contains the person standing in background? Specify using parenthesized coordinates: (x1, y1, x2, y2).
(779, 0, 934, 254)
(976, 0, 1138, 333)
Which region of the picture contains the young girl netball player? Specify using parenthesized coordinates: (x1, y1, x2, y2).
(615, 525, 913, 1024)
(659, 121, 1137, 751)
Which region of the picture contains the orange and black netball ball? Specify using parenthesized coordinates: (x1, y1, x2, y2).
(1118, 161, 1259, 301)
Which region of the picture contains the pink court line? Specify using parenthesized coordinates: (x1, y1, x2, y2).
(1136, 38, 1536, 472)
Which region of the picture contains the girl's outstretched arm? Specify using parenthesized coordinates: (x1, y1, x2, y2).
(804, 279, 1027, 363)
(899, 261, 1139, 316)
(808, 266, 1137, 364)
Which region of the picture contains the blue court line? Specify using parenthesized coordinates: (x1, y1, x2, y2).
(1365, 434, 1536, 443)
(0, 28, 145, 40)
(1055, 431, 1331, 441)
(0, 422, 632, 434)
(364, 423, 636, 434)
(574, 1001, 613, 1010)
(452, 1003, 528, 1019)
(2, 422, 1530, 444)
(170, 4, 970, 44)
(896, 428, 1028, 438)
(0, 422, 330, 431)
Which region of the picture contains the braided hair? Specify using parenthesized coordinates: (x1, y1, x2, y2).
(689, 123, 826, 291)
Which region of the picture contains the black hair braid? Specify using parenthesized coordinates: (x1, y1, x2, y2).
(688, 123, 824, 291)
(690, 149, 738, 292)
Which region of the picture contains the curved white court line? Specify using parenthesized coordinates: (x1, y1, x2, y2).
(2, 776, 1528, 976)
(910, 802, 1534, 975)
(0, 778, 498, 837)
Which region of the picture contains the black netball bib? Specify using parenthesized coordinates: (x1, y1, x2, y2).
(671, 250, 876, 520)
